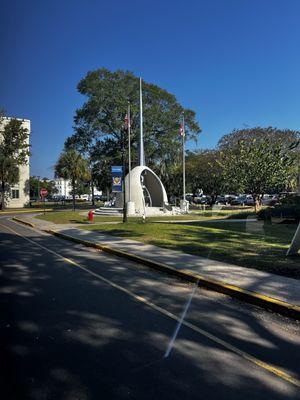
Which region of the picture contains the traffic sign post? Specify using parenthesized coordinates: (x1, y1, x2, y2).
(40, 188, 48, 215)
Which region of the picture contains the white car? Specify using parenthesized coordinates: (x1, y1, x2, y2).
(80, 194, 91, 201)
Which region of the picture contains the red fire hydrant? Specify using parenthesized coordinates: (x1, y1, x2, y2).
(88, 210, 94, 223)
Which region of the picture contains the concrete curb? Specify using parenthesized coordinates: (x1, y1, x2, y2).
(12, 217, 35, 228)
(45, 229, 300, 321)
(1, 209, 52, 215)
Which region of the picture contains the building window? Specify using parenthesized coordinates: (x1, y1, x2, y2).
(12, 189, 19, 199)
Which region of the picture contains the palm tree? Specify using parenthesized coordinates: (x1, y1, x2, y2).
(55, 149, 91, 211)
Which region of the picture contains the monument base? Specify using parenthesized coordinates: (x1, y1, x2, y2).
(180, 199, 189, 213)
(127, 201, 135, 215)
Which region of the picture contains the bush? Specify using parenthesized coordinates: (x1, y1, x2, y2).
(258, 195, 300, 222)
(227, 211, 256, 219)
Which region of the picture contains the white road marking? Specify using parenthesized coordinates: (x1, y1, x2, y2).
(164, 283, 198, 358)
(1, 220, 300, 388)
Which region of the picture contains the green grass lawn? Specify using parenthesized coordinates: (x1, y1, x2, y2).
(79, 220, 300, 279)
(36, 208, 255, 225)
(30, 201, 104, 210)
(35, 211, 122, 224)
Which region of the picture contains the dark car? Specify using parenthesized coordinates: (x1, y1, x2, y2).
(244, 196, 255, 206)
(231, 195, 248, 206)
(215, 195, 227, 205)
(193, 195, 211, 205)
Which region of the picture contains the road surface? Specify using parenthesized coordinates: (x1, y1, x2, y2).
(0, 216, 299, 399)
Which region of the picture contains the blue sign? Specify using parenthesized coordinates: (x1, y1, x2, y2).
(111, 166, 123, 192)
(111, 166, 123, 173)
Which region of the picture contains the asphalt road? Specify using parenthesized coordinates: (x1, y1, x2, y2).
(0, 216, 299, 400)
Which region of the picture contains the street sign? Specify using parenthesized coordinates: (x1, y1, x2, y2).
(40, 188, 48, 197)
(111, 166, 123, 192)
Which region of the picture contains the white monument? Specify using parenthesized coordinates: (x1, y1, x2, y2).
(95, 79, 183, 217)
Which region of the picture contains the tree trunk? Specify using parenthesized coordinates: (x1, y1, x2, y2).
(253, 194, 261, 213)
(1, 181, 5, 210)
(72, 179, 76, 212)
(210, 193, 217, 206)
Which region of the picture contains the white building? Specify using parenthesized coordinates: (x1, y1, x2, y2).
(53, 178, 72, 197)
(53, 178, 102, 199)
(0, 118, 30, 208)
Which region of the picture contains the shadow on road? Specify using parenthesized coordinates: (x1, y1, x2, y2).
(0, 228, 299, 400)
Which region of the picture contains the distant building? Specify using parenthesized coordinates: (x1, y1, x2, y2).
(54, 178, 72, 197)
(0, 118, 30, 208)
(54, 178, 102, 199)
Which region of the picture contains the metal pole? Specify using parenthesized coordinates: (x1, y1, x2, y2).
(122, 128, 127, 223)
(128, 102, 131, 202)
(182, 114, 186, 209)
(37, 176, 40, 201)
(139, 78, 145, 166)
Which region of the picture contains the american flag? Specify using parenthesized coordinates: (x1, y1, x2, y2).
(124, 114, 131, 129)
(179, 123, 185, 137)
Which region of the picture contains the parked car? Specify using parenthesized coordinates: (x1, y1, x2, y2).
(193, 195, 211, 205)
(244, 196, 255, 206)
(231, 195, 248, 206)
(80, 194, 91, 201)
(185, 194, 194, 204)
(261, 194, 278, 206)
(225, 194, 237, 204)
(215, 195, 227, 205)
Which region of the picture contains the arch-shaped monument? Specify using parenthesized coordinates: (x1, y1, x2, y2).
(125, 166, 169, 215)
(95, 78, 184, 217)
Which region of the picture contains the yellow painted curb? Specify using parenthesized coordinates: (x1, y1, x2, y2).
(45, 229, 300, 321)
(12, 217, 35, 228)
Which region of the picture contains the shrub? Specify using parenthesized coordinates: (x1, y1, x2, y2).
(258, 195, 300, 222)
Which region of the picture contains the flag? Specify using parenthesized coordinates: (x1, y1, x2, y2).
(124, 114, 130, 129)
(179, 123, 185, 137)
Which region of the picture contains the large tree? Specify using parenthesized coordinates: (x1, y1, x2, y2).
(219, 134, 299, 211)
(29, 176, 58, 198)
(66, 68, 201, 196)
(55, 149, 91, 211)
(0, 114, 30, 209)
(186, 150, 224, 203)
(218, 126, 299, 150)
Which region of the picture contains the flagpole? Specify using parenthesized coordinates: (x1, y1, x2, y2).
(128, 102, 131, 202)
(182, 113, 186, 211)
(122, 121, 127, 223)
(139, 77, 145, 166)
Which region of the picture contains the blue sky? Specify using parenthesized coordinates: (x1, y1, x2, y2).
(1, 0, 300, 178)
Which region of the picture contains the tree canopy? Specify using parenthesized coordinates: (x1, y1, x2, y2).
(55, 149, 91, 210)
(65, 68, 201, 195)
(0, 114, 30, 209)
(29, 176, 58, 198)
(219, 136, 299, 210)
(218, 127, 299, 150)
(186, 150, 224, 200)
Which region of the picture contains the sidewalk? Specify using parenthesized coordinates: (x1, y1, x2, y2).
(12, 214, 300, 317)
